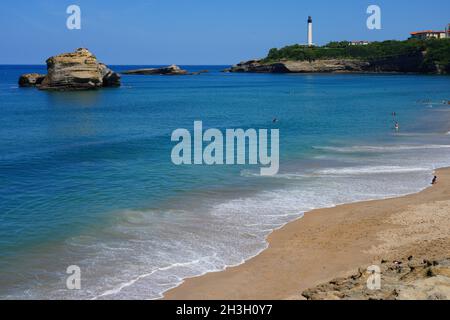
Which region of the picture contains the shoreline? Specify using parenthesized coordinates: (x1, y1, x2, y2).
(164, 168, 450, 300)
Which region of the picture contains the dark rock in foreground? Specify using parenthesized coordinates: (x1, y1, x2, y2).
(122, 65, 189, 76)
(19, 48, 121, 91)
(18, 73, 46, 87)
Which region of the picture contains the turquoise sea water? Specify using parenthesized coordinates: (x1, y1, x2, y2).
(0, 65, 449, 299)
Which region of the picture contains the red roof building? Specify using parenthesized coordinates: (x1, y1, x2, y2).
(410, 30, 447, 40)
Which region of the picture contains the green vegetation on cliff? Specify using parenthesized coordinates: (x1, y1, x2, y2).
(263, 39, 450, 73)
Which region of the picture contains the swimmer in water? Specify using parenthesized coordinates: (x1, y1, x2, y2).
(394, 122, 399, 132)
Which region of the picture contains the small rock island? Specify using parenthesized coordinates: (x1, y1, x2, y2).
(122, 65, 208, 76)
(122, 64, 188, 75)
(19, 48, 121, 90)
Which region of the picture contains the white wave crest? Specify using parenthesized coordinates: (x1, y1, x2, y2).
(314, 144, 450, 153)
(315, 165, 430, 176)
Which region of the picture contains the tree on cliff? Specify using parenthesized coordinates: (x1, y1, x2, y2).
(263, 39, 450, 73)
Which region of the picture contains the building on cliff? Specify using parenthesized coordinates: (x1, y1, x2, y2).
(410, 28, 447, 40)
(350, 41, 370, 46)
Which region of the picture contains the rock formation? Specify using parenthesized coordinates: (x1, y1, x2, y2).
(225, 51, 434, 74)
(223, 60, 290, 73)
(98, 63, 121, 87)
(18, 74, 46, 87)
(282, 59, 370, 73)
(302, 257, 450, 300)
(122, 64, 189, 75)
(224, 59, 370, 73)
(19, 48, 120, 90)
(367, 51, 428, 73)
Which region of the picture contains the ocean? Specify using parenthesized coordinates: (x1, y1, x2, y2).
(0, 65, 449, 299)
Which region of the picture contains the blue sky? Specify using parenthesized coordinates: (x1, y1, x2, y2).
(1, 0, 449, 64)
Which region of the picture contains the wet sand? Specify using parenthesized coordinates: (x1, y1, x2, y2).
(164, 168, 450, 300)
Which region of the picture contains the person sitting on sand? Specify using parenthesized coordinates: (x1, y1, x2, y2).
(432, 176, 437, 185)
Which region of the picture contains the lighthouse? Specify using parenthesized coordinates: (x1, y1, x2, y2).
(307, 16, 313, 46)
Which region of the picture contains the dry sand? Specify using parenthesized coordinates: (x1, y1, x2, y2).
(164, 168, 450, 300)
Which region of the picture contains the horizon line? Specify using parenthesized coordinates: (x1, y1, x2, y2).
(0, 63, 235, 66)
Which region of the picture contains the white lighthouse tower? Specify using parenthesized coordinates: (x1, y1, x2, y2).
(307, 16, 313, 46)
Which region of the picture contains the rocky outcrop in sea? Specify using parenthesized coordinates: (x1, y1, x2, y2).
(122, 65, 208, 76)
(19, 48, 121, 90)
(18, 73, 46, 87)
(122, 65, 189, 75)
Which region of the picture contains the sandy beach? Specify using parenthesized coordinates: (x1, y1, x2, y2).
(164, 168, 450, 300)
